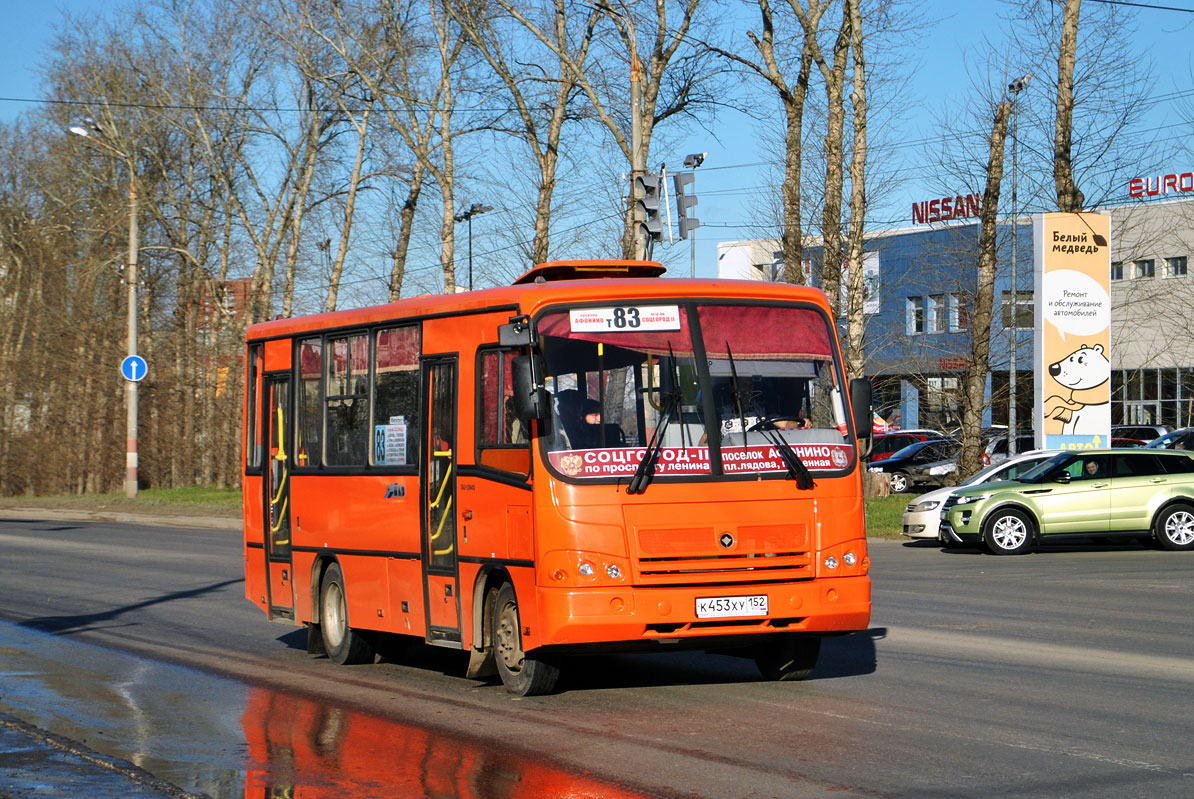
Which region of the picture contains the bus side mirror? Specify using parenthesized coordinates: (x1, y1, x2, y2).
(511, 355, 548, 422)
(850, 377, 873, 441)
(499, 315, 533, 347)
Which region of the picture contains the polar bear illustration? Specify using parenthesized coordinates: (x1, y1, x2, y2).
(1045, 343, 1111, 436)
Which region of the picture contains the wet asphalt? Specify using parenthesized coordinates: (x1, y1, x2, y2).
(0, 508, 237, 799)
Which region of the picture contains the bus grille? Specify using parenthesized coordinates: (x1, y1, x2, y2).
(632, 524, 811, 585)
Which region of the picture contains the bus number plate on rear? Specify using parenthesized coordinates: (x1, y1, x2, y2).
(695, 594, 768, 619)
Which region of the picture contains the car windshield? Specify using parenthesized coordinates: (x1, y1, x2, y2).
(1017, 453, 1072, 483)
(887, 440, 930, 461)
(536, 302, 854, 481)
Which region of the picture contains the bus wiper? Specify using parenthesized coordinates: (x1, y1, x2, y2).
(748, 416, 815, 490)
(726, 342, 814, 490)
(627, 345, 681, 495)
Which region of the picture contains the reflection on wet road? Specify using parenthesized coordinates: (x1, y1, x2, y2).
(0, 621, 646, 798)
(243, 688, 646, 799)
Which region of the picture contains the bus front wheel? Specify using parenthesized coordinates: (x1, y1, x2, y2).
(492, 582, 560, 696)
(319, 562, 375, 665)
(755, 635, 821, 681)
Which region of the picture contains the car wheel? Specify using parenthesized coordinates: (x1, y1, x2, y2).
(982, 507, 1034, 555)
(888, 472, 910, 493)
(1154, 503, 1194, 551)
(755, 635, 821, 681)
(492, 582, 560, 696)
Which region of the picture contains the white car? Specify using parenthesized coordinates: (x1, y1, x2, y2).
(901, 450, 1063, 541)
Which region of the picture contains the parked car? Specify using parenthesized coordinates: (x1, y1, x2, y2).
(939, 448, 1194, 554)
(867, 429, 947, 462)
(981, 432, 1037, 465)
(1146, 428, 1194, 450)
(902, 450, 1063, 541)
(867, 438, 959, 493)
(1113, 424, 1170, 442)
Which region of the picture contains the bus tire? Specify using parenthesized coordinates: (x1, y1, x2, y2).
(755, 635, 821, 681)
(492, 582, 559, 696)
(319, 562, 375, 665)
(1155, 503, 1194, 550)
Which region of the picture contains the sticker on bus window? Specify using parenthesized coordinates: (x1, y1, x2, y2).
(374, 420, 408, 465)
(569, 305, 681, 332)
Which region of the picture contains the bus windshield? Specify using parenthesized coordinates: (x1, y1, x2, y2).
(537, 302, 854, 482)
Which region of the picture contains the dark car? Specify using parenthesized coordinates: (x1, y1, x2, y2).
(1147, 428, 1194, 450)
(867, 429, 946, 462)
(1113, 424, 1170, 442)
(867, 438, 959, 493)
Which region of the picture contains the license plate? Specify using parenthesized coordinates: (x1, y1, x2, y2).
(695, 594, 768, 619)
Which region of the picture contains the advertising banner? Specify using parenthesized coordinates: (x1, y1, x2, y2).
(1033, 212, 1112, 451)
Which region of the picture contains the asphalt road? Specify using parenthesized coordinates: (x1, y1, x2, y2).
(0, 516, 1191, 798)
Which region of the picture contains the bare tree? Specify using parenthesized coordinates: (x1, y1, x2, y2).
(1052, 0, 1083, 211)
(842, 0, 867, 382)
(495, 0, 717, 258)
(959, 100, 1012, 477)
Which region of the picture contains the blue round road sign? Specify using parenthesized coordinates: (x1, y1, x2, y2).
(121, 355, 148, 382)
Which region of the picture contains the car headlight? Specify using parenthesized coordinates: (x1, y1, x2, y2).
(928, 464, 956, 476)
(909, 499, 940, 513)
(953, 493, 990, 506)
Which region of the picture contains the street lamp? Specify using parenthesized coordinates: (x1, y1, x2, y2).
(683, 152, 706, 277)
(70, 118, 141, 498)
(454, 203, 493, 291)
(1007, 74, 1030, 456)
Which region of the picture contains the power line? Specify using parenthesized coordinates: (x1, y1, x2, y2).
(1086, 0, 1194, 12)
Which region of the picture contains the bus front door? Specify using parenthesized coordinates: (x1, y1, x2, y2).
(421, 358, 461, 644)
(264, 374, 295, 619)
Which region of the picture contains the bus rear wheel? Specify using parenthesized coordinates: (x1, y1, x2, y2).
(492, 582, 560, 696)
(319, 562, 375, 665)
(755, 635, 821, 681)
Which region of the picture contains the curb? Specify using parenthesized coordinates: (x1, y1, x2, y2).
(0, 507, 241, 531)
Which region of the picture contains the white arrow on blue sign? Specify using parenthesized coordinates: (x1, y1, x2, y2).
(121, 355, 148, 382)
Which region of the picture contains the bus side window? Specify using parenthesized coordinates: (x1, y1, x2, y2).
(326, 334, 369, 467)
(297, 338, 323, 467)
(373, 325, 421, 467)
(246, 344, 263, 469)
(478, 349, 530, 475)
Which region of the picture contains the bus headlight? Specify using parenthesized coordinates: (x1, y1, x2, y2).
(578, 561, 595, 577)
(606, 564, 622, 579)
(843, 551, 857, 566)
(824, 556, 839, 570)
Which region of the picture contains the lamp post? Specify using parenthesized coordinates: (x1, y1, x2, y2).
(683, 152, 706, 277)
(70, 119, 140, 498)
(1006, 75, 1030, 456)
(454, 203, 493, 291)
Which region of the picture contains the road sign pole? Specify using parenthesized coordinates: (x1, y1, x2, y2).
(126, 173, 139, 499)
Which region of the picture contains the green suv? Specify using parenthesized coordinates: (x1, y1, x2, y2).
(939, 449, 1194, 555)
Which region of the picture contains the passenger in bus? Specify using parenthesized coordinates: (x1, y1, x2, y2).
(555, 390, 623, 449)
(583, 397, 626, 447)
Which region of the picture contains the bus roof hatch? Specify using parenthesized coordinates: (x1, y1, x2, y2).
(512, 260, 666, 284)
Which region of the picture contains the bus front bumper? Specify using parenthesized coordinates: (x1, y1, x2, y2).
(534, 576, 871, 649)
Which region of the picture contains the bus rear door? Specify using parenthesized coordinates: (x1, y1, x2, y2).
(421, 357, 461, 644)
(264, 373, 295, 618)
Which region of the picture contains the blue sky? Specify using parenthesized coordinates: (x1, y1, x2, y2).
(3, 0, 1193, 279)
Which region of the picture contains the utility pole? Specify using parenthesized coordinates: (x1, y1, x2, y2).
(1008, 74, 1030, 456)
(70, 119, 141, 498)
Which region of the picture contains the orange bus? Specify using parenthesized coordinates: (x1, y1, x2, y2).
(243, 260, 873, 695)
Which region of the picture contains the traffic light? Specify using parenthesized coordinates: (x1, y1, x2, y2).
(634, 173, 663, 242)
(673, 171, 701, 239)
